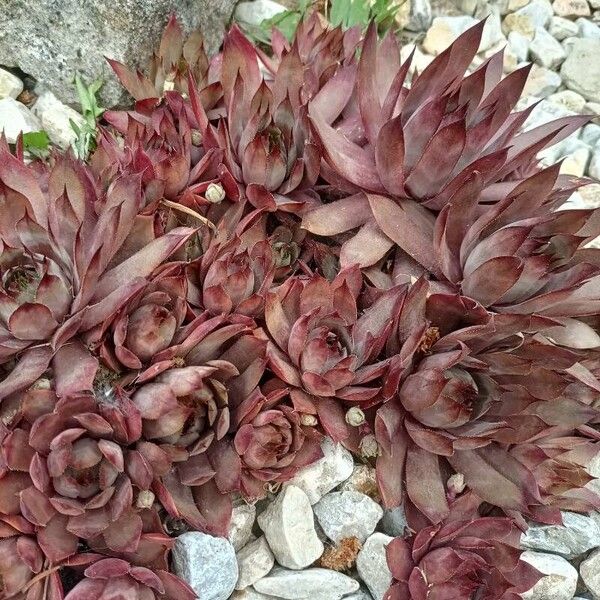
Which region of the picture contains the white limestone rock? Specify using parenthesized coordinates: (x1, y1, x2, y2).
(503, 0, 553, 38)
(253, 567, 360, 600)
(257, 485, 324, 570)
(422, 16, 478, 55)
(286, 438, 353, 505)
(314, 491, 383, 544)
(530, 26, 567, 68)
(521, 64, 562, 97)
(580, 547, 600, 599)
(229, 502, 257, 552)
(172, 532, 238, 600)
(576, 16, 600, 38)
(235, 0, 287, 25)
(549, 15, 579, 39)
(236, 536, 275, 591)
(520, 511, 600, 559)
(0, 97, 41, 144)
(356, 533, 394, 600)
(561, 38, 600, 103)
(520, 551, 578, 600)
(31, 90, 84, 149)
(552, 0, 591, 17)
(0, 68, 23, 99)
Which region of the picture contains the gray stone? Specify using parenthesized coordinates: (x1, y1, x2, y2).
(0, 68, 23, 99)
(287, 438, 354, 505)
(172, 532, 238, 600)
(530, 26, 567, 68)
(580, 548, 600, 599)
(236, 536, 275, 591)
(380, 506, 408, 538)
(235, 0, 287, 26)
(521, 551, 578, 600)
(338, 465, 378, 498)
(253, 567, 360, 600)
(561, 39, 600, 103)
(0, 0, 236, 108)
(257, 485, 324, 570)
(508, 31, 530, 62)
(560, 146, 591, 176)
(552, 0, 591, 17)
(229, 502, 257, 552)
(539, 135, 590, 165)
(591, 150, 600, 179)
(405, 0, 433, 31)
(0, 97, 41, 144)
(503, 0, 553, 38)
(314, 491, 383, 544)
(523, 97, 576, 130)
(422, 16, 478, 55)
(345, 589, 375, 600)
(520, 511, 600, 559)
(31, 90, 84, 149)
(521, 64, 562, 97)
(231, 590, 281, 600)
(548, 90, 587, 112)
(577, 17, 600, 37)
(549, 15, 579, 39)
(356, 533, 394, 600)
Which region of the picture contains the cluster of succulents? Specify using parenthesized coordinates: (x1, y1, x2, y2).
(1, 11, 600, 599)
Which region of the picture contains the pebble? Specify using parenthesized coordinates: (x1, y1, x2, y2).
(234, 0, 287, 25)
(0, 97, 41, 144)
(253, 567, 360, 600)
(31, 90, 84, 149)
(530, 26, 567, 68)
(578, 183, 600, 207)
(172, 532, 238, 600)
(521, 551, 578, 600)
(552, 0, 591, 17)
(338, 465, 379, 499)
(562, 35, 580, 54)
(508, 0, 532, 10)
(520, 511, 600, 559)
(231, 589, 280, 600)
(313, 491, 383, 544)
(380, 505, 408, 538)
(405, 0, 433, 31)
(480, 10, 507, 51)
(422, 16, 478, 54)
(236, 536, 275, 591)
(577, 17, 600, 38)
(549, 15, 579, 39)
(539, 135, 589, 164)
(590, 149, 600, 179)
(585, 101, 600, 113)
(561, 39, 600, 103)
(548, 89, 586, 112)
(508, 30, 531, 62)
(345, 589, 375, 600)
(521, 64, 562, 97)
(580, 548, 600, 599)
(561, 146, 591, 176)
(257, 485, 324, 570)
(229, 502, 257, 552)
(0, 68, 23, 99)
(287, 438, 354, 505)
(356, 533, 394, 600)
(503, 0, 553, 38)
(523, 98, 576, 130)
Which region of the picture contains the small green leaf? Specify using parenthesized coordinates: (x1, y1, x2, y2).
(22, 131, 50, 151)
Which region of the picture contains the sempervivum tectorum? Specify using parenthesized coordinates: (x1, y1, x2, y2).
(384, 516, 541, 600)
(63, 558, 196, 600)
(302, 22, 589, 270)
(209, 381, 323, 499)
(187, 236, 275, 318)
(0, 150, 195, 400)
(127, 315, 267, 534)
(264, 266, 403, 440)
(374, 279, 600, 526)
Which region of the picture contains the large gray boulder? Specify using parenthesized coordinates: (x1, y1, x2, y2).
(0, 0, 236, 107)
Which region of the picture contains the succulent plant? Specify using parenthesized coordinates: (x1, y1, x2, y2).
(1, 11, 599, 600)
(385, 517, 541, 600)
(63, 558, 196, 600)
